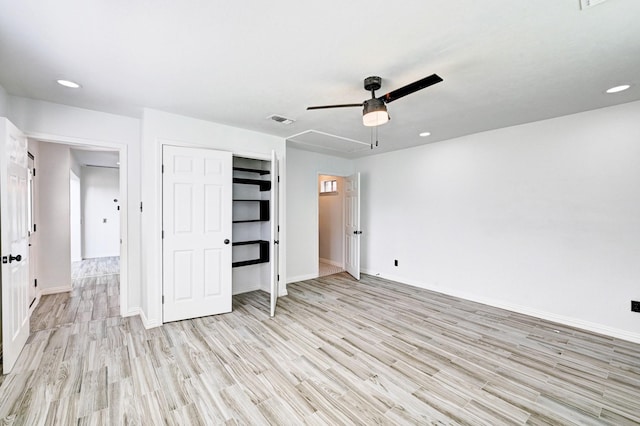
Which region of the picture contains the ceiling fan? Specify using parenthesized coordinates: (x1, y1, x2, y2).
(307, 73, 443, 127)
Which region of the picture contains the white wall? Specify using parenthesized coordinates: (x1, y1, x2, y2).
(286, 148, 354, 282)
(355, 100, 640, 342)
(69, 170, 82, 262)
(0, 83, 7, 117)
(36, 143, 72, 292)
(6, 96, 141, 314)
(141, 108, 286, 327)
(318, 175, 344, 266)
(81, 166, 120, 258)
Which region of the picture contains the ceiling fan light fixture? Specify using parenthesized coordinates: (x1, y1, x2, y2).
(362, 98, 389, 127)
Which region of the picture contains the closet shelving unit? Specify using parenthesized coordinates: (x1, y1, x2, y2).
(232, 163, 271, 268)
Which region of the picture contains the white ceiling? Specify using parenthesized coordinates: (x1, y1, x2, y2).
(71, 147, 119, 169)
(1, 0, 639, 158)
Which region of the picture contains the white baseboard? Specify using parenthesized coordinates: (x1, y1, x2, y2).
(233, 282, 261, 295)
(29, 293, 42, 316)
(39, 285, 72, 295)
(122, 307, 141, 318)
(319, 258, 344, 268)
(286, 273, 317, 284)
(140, 309, 162, 329)
(278, 284, 288, 297)
(361, 269, 640, 345)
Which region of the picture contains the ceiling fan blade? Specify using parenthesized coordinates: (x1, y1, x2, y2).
(307, 103, 363, 110)
(379, 73, 443, 103)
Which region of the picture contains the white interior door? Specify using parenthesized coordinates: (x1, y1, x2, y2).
(270, 150, 279, 316)
(27, 154, 36, 309)
(162, 145, 232, 322)
(344, 172, 361, 280)
(1, 119, 30, 374)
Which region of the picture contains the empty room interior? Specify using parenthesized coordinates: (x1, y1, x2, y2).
(0, 0, 639, 424)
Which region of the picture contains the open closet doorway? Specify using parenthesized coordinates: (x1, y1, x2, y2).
(318, 174, 345, 277)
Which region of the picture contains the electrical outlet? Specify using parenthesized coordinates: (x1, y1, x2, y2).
(394, 259, 398, 267)
(631, 301, 640, 313)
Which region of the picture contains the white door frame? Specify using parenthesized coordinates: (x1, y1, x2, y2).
(27, 152, 37, 312)
(21, 132, 129, 316)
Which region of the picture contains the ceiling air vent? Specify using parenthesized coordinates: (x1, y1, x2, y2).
(580, 0, 609, 9)
(267, 114, 295, 125)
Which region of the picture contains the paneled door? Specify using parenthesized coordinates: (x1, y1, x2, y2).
(162, 145, 232, 322)
(1, 118, 30, 373)
(27, 153, 37, 310)
(344, 172, 361, 280)
(270, 150, 279, 316)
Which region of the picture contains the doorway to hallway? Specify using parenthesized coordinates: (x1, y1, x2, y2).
(318, 174, 345, 277)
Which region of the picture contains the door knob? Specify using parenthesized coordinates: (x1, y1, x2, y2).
(9, 254, 22, 263)
(224, 239, 230, 245)
(353, 231, 362, 235)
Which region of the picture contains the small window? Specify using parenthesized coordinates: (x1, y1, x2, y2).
(320, 179, 337, 194)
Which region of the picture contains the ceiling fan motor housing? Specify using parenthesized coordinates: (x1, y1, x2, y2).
(363, 98, 386, 115)
(364, 76, 382, 92)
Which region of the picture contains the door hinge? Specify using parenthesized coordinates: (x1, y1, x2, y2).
(34, 278, 37, 288)
(33, 168, 36, 177)
(162, 164, 165, 173)
(162, 230, 164, 239)
(277, 175, 280, 183)
(33, 224, 36, 232)
(140, 202, 143, 213)
(162, 295, 165, 304)
(277, 274, 280, 281)
(277, 225, 280, 232)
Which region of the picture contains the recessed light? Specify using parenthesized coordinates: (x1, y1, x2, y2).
(56, 79, 81, 89)
(419, 132, 431, 137)
(606, 84, 630, 94)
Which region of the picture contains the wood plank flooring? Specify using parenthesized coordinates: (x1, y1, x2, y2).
(1, 268, 639, 424)
(71, 256, 120, 279)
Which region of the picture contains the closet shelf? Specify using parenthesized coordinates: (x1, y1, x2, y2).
(232, 240, 269, 268)
(233, 177, 271, 191)
(233, 219, 267, 223)
(232, 239, 269, 246)
(233, 167, 270, 175)
(232, 259, 269, 267)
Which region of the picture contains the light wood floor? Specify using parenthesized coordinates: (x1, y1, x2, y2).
(1, 269, 639, 424)
(71, 256, 120, 279)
